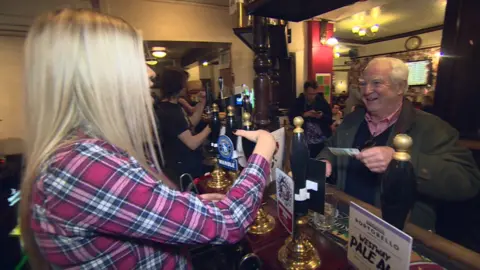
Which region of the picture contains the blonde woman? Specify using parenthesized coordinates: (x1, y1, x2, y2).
(20, 9, 276, 269)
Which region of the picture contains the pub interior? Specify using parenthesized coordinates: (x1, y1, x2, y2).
(1, 0, 480, 269)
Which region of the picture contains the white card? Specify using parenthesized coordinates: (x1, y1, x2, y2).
(328, 147, 360, 156)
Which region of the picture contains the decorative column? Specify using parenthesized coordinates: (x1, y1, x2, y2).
(252, 16, 272, 128)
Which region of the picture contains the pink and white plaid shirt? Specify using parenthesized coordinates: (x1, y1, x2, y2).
(31, 134, 269, 269)
(365, 103, 402, 136)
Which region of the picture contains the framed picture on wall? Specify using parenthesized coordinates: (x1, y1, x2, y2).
(315, 73, 332, 104)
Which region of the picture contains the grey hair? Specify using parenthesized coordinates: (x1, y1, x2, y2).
(365, 57, 409, 93)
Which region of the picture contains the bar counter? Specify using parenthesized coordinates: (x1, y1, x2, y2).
(197, 176, 480, 270)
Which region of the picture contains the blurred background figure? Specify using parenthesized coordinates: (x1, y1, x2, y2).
(289, 80, 332, 157)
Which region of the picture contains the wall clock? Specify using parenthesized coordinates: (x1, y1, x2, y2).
(405, 36, 422, 50)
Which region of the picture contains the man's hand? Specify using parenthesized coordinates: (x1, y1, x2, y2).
(312, 111, 323, 119)
(356, 146, 394, 173)
(199, 193, 226, 202)
(303, 110, 316, 118)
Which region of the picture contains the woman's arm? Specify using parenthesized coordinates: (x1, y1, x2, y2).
(178, 126, 211, 150)
(188, 94, 206, 127)
(42, 132, 275, 245)
(178, 98, 196, 115)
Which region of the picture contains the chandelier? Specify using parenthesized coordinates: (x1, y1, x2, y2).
(352, 24, 379, 37)
(350, 7, 381, 37)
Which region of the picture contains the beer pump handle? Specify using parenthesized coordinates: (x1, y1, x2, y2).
(290, 117, 310, 217)
(241, 112, 255, 160)
(210, 103, 221, 148)
(205, 82, 213, 108)
(381, 134, 417, 230)
(226, 105, 237, 145)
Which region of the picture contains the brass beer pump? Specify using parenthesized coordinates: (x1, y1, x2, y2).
(381, 134, 416, 230)
(226, 105, 240, 181)
(278, 117, 321, 269)
(206, 103, 231, 190)
(241, 112, 276, 235)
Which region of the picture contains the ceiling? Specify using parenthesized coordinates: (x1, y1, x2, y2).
(0, 0, 92, 37)
(320, 0, 447, 42)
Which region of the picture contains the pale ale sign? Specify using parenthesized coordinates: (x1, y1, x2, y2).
(348, 202, 412, 270)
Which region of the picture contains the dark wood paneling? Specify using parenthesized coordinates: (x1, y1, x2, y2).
(434, 0, 480, 140)
(246, 0, 357, 22)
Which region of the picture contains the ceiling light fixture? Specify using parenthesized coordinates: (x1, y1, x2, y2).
(358, 29, 367, 37)
(352, 26, 360, 34)
(146, 59, 158, 66)
(334, 52, 340, 58)
(152, 51, 167, 58)
(326, 37, 338, 47)
(202, 61, 209, 66)
(370, 24, 379, 33)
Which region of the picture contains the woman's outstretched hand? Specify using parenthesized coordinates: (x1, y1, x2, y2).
(234, 129, 276, 162)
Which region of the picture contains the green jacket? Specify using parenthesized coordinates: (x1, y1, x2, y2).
(317, 100, 480, 230)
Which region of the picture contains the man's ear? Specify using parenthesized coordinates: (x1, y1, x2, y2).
(397, 81, 407, 95)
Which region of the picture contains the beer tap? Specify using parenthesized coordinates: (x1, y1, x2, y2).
(278, 117, 321, 269)
(218, 76, 225, 111)
(204, 82, 213, 114)
(381, 134, 417, 230)
(241, 112, 276, 235)
(206, 103, 231, 191)
(226, 105, 240, 180)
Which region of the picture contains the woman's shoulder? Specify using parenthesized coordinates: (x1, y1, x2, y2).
(47, 137, 132, 173)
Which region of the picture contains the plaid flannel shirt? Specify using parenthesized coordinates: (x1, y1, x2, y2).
(31, 137, 269, 269)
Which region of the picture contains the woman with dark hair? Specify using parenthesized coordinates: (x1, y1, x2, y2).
(155, 67, 211, 182)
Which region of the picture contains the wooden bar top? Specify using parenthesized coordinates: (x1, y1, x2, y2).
(327, 186, 480, 270)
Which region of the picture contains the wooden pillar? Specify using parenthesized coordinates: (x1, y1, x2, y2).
(270, 59, 280, 107)
(252, 16, 272, 128)
(434, 0, 480, 139)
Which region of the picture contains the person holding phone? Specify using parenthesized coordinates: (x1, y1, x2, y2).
(289, 81, 333, 157)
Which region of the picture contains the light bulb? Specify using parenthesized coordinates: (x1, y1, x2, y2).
(352, 26, 360, 33)
(202, 61, 209, 66)
(370, 24, 379, 33)
(326, 37, 338, 47)
(334, 52, 340, 58)
(146, 60, 158, 66)
(358, 29, 366, 37)
(152, 51, 167, 58)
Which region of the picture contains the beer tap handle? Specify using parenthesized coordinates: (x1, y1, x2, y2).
(241, 112, 255, 160)
(210, 103, 221, 149)
(290, 117, 310, 218)
(226, 105, 237, 145)
(381, 134, 416, 230)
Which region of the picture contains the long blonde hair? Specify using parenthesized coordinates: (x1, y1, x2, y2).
(20, 9, 165, 268)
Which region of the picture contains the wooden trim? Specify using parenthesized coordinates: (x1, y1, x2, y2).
(458, 139, 480, 150)
(233, 27, 254, 51)
(327, 186, 480, 270)
(337, 25, 444, 45)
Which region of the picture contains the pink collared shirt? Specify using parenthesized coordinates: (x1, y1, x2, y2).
(365, 103, 402, 136)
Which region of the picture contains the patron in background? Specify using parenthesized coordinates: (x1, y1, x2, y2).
(290, 81, 333, 157)
(331, 103, 343, 132)
(20, 9, 276, 269)
(317, 57, 480, 231)
(155, 68, 210, 181)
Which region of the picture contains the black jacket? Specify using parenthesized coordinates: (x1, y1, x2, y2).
(289, 93, 333, 139)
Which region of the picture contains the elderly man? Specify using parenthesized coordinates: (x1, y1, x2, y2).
(317, 57, 480, 230)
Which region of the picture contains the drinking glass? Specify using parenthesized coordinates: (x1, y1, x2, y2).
(312, 193, 338, 231)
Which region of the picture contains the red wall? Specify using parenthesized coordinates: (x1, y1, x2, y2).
(307, 21, 334, 80)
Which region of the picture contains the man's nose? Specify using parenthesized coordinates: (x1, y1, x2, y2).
(363, 83, 374, 95)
